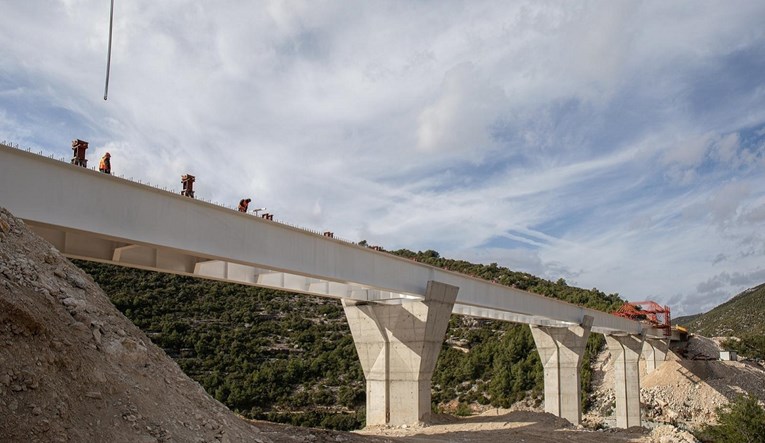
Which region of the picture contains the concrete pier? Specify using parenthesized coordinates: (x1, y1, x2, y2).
(342, 281, 458, 426)
(530, 315, 593, 424)
(642, 338, 669, 374)
(606, 334, 644, 428)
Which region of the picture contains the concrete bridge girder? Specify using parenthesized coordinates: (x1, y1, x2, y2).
(28, 224, 416, 304)
(0, 144, 662, 338)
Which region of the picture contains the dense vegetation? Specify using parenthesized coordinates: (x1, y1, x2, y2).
(76, 260, 366, 430)
(75, 248, 624, 430)
(697, 394, 765, 443)
(720, 335, 765, 360)
(387, 248, 624, 314)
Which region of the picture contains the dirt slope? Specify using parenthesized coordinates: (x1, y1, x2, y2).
(587, 334, 765, 439)
(641, 354, 765, 428)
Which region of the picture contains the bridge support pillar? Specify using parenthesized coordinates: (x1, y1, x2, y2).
(642, 338, 668, 374)
(606, 334, 644, 428)
(342, 281, 458, 426)
(530, 315, 593, 425)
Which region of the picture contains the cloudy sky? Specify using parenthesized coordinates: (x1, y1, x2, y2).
(2, 1, 764, 315)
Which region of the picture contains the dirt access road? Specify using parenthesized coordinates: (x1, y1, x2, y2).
(350, 409, 649, 442)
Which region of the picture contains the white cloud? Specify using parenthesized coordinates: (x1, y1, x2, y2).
(2, 0, 765, 316)
(708, 182, 750, 224)
(662, 133, 714, 168)
(715, 132, 740, 164)
(416, 63, 504, 155)
(744, 203, 765, 223)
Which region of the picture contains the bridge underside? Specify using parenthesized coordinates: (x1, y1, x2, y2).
(29, 221, 588, 328)
(30, 221, 421, 303)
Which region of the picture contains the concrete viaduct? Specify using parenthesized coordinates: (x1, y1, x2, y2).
(0, 142, 668, 428)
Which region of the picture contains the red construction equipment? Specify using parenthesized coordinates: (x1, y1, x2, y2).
(614, 301, 671, 336)
(181, 174, 195, 198)
(71, 139, 89, 167)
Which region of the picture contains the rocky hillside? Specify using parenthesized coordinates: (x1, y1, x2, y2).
(672, 313, 701, 327)
(676, 283, 765, 337)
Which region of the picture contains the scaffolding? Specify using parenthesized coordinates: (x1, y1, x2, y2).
(71, 139, 89, 167)
(614, 301, 671, 336)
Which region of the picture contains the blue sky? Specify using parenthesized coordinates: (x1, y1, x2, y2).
(2, 1, 764, 315)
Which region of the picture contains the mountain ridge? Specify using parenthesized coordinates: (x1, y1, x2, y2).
(675, 283, 765, 337)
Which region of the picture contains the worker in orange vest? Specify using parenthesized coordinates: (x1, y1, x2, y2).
(238, 198, 251, 212)
(99, 152, 111, 174)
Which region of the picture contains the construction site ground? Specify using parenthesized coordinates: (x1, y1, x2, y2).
(1, 206, 764, 443)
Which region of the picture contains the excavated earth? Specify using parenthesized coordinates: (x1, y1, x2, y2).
(0, 206, 762, 442)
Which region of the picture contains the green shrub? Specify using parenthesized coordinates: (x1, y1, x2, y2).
(722, 335, 765, 360)
(455, 402, 472, 416)
(698, 394, 765, 443)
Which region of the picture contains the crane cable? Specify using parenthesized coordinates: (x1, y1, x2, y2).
(104, 0, 115, 100)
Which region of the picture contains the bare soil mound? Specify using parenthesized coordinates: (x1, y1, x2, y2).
(641, 356, 765, 427)
(671, 334, 722, 361)
(587, 334, 765, 439)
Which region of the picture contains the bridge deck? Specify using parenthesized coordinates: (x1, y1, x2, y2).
(0, 143, 661, 336)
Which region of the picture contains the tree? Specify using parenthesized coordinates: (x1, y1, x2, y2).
(699, 394, 765, 443)
(722, 335, 765, 360)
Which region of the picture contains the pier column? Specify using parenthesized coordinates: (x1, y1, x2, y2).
(530, 315, 593, 425)
(342, 281, 458, 426)
(642, 338, 668, 374)
(606, 334, 644, 428)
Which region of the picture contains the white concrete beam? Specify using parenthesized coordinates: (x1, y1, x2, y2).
(0, 144, 664, 337)
(453, 304, 577, 327)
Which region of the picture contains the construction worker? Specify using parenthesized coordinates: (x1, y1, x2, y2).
(98, 152, 111, 174)
(238, 198, 251, 213)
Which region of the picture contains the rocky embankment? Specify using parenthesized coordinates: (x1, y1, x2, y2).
(641, 337, 765, 429)
(0, 209, 278, 442)
(587, 333, 765, 442)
